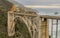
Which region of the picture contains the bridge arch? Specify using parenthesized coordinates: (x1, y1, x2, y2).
(14, 17, 31, 38)
(14, 16, 38, 38)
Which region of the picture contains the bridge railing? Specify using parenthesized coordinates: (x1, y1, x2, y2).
(40, 16, 59, 38)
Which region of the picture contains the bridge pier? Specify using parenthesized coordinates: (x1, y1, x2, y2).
(38, 18, 49, 38)
(8, 11, 15, 36)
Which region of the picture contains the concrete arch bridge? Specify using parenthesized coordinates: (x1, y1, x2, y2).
(8, 10, 60, 38)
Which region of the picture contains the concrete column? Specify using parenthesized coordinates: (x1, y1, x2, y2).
(38, 18, 49, 38)
(37, 18, 41, 38)
(8, 11, 15, 36)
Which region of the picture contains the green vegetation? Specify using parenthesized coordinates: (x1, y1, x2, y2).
(15, 19, 31, 38)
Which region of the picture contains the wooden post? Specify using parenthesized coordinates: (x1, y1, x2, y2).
(8, 11, 15, 36)
(39, 18, 49, 38)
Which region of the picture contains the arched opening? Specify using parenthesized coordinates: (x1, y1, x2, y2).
(14, 17, 31, 38)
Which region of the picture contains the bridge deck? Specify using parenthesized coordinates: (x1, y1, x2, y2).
(40, 15, 60, 19)
(15, 13, 60, 19)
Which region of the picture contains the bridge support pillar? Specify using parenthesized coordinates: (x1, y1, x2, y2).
(8, 11, 15, 36)
(38, 18, 49, 38)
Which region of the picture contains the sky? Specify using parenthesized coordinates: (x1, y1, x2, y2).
(14, 0, 60, 15)
(15, 0, 60, 5)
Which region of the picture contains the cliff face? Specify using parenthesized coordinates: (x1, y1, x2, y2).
(0, 0, 13, 12)
(0, 0, 37, 14)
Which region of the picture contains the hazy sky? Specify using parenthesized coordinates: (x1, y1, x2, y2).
(15, 0, 60, 5)
(14, 0, 60, 9)
(14, 0, 60, 15)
